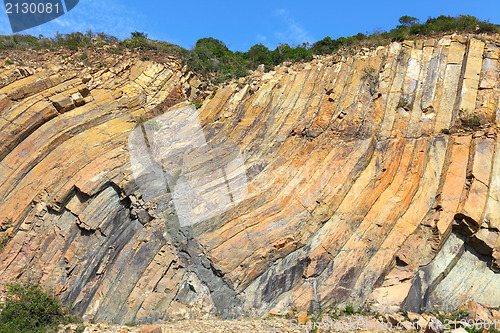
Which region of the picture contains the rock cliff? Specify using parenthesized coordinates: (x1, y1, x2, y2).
(1, 34, 500, 324)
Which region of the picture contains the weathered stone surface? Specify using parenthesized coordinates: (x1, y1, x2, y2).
(141, 325, 162, 333)
(387, 313, 405, 325)
(492, 309, 500, 320)
(459, 39, 484, 114)
(71, 92, 85, 106)
(50, 94, 75, 112)
(404, 233, 500, 313)
(1, 35, 500, 325)
(455, 137, 495, 235)
(459, 301, 491, 321)
(468, 228, 498, 255)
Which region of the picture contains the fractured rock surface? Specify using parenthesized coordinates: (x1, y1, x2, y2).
(1, 34, 500, 323)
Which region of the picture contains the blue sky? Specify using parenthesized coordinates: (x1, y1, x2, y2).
(1, 0, 500, 51)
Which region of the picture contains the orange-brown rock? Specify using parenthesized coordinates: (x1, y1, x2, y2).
(141, 325, 163, 333)
(1, 35, 500, 324)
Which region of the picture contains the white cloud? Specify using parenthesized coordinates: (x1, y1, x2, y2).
(256, 33, 270, 46)
(4, 0, 145, 39)
(274, 8, 313, 46)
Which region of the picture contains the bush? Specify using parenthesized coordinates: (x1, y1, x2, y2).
(311, 36, 338, 54)
(0, 14, 498, 86)
(209, 89, 217, 99)
(246, 43, 273, 69)
(399, 16, 419, 27)
(131, 31, 148, 39)
(95, 32, 118, 44)
(344, 304, 356, 315)
(271, 43, 313, 64)
(390, 28, 407, 42)
(53, 32, 92, 50)
(191, 101, 203, 109)
(361, 66, 379, 96)
(0, 283, 79, 333)
(120, 36, 156, 50)
(460, 111, 481, 128)
(396, 96, 412, 110)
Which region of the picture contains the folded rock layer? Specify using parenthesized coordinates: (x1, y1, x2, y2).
(1, 34, 500, 323)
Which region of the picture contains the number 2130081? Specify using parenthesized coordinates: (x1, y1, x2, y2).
(5, 2, 60, 14)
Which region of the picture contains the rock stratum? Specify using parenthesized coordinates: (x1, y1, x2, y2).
(1, 34, 500, 324)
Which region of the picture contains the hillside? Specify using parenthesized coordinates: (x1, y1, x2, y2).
(1, 32, 500, 326)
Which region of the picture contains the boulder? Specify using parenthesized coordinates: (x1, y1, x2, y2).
(141, 325, 162, 333)
(50, 95, 75, 112)
(387, 313, 406, 325)
(460, 301, 491, 321)
(468, 229, 498, 255)
(491, 309, 500, 321)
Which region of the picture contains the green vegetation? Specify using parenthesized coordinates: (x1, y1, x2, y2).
(459, 110, 482, 128)
(135, 117, 145, 125)
(191, 101, 203, 109)
(396, 96, 412, 110)
(425, 309, 500, 333)
(344, 304, 356, 315)
(0, 282, 81, 333)
(307, 304, 370, 333)
(124, 322, 137, 327)
(319, 304, 369, 319)
(306, 306, 500, 333)
(306, 303, 383, 332)
(429, 308, 470, 326)
(0, 234, 9, 252)
(441, 128, 450, 134)
(119, 31, 188, 56)
(144, 120, 162, 131)
(449, 309, 470, 321)
(464, 326, 500, 333)
(0, 15, 498, 85)
(308, 309, 323, 332)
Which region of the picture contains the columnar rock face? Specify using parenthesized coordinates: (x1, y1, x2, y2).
(1, 34, 500, 323)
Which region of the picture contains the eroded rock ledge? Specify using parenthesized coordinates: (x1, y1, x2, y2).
(1, 34, 500, 324)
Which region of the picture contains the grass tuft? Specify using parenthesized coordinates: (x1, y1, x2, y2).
(0, 282, 81, 333)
